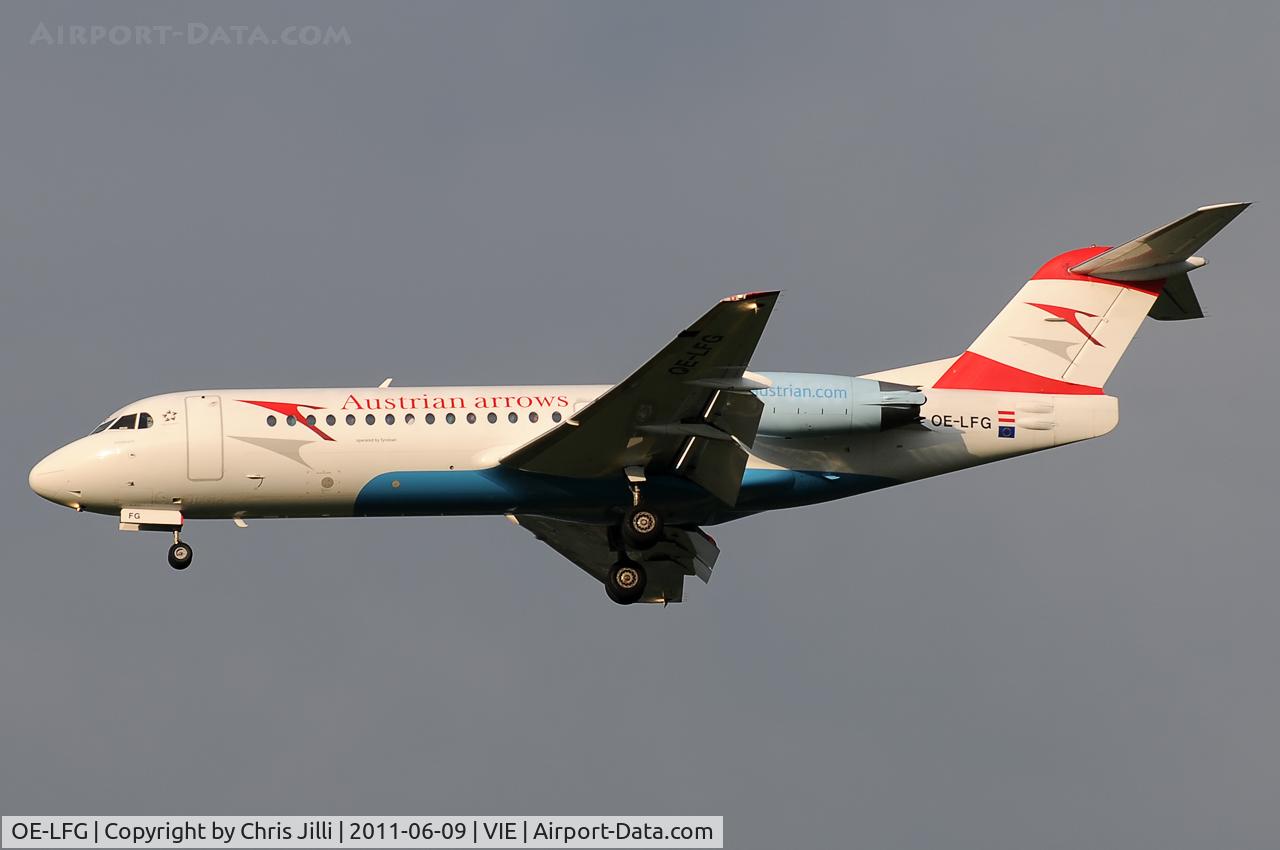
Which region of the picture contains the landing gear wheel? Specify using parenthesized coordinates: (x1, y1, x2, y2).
(621, 506, 664, 550)
(605, 560, 647, 605)
(168, 542, 193, 571)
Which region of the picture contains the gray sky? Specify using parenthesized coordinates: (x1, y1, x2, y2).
(2, 2, 1278, 847)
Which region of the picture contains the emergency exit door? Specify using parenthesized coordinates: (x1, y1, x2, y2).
(185, 395, 224, 481)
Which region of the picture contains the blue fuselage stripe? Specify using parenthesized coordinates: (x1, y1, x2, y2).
(353, 467, 898, 524)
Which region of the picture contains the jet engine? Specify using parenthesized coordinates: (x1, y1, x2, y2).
(753, 372, 924, 438)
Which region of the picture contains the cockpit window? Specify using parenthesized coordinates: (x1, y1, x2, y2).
(91, 411, 153, 434)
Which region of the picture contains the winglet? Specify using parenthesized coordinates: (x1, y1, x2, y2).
(722, 290, 781, 303)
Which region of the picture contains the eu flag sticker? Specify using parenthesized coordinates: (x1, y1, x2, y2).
(998, 425, 1016, 438)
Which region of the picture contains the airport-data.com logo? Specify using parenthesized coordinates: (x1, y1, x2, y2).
(30, 22, 351, 48)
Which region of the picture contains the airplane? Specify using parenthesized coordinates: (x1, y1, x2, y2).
(29, 203, 1248, 605)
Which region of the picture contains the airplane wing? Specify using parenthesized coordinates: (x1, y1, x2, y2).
(500, 291, 780, 505)
(511, 514, 720, 604)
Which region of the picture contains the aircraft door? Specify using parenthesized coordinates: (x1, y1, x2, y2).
(185, 395, 224, 481)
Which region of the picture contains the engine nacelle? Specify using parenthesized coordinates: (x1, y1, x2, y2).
(753, 372, 924, 438)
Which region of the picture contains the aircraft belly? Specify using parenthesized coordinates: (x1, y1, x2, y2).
(352, 468, 719, 522)
(719, 469, 900, 520)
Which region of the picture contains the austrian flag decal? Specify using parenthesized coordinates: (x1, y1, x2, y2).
(997, 410, 1016, 438)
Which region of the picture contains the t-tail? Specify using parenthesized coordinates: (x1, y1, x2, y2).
(932, 203, 1249, 394)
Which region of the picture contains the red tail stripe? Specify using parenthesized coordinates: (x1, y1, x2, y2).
(933, 352, 1104, 395)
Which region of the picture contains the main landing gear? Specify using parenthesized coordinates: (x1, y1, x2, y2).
(605, 477, 664, 605)
(167, 529, 194, 571)
(621, 504, 664, 550)
(606, 559, 646, 605)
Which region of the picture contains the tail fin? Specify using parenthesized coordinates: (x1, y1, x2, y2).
(933, 203, 1249, 394)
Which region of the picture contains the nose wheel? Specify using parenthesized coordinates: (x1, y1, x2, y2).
(167, 530, 193, 570)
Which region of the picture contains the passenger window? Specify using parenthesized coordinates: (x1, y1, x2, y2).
(385, 414, 396, 425)
(138, 413, 154, 429)
(326, 414, 336, 426)
(404, 413, 415, 424)
(446, 413, 456, 424)
(266, 415, 278, 427)
(365, 414, 375, 425)
(487, 412, 497, 424)
(426, 413, 436, 424)
(466, 413, 477, 424)
(529, 412, 538, 423)
(346, 414, 356, 425)
(552, 411, 562, 422)
(110, 414, 137, 430)
(306, 415, 317, 426)
(508, 412, 518, 423)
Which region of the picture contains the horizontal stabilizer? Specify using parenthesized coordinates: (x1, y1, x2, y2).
(1070, 202, 1249, 281)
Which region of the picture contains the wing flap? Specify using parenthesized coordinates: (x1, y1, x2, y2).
(676, 436, 750, 506)
(705, 389, 764, 445)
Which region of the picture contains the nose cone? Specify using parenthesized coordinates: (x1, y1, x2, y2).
(29, 448, 80, 508)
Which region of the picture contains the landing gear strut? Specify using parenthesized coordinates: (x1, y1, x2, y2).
(605, 475, 662, 603)
(167, 529, 193, 571)
(605, 559, 647, 605)
(620, 479, 664, 550)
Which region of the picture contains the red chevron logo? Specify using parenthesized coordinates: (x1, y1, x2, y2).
(1026, 303, 1104, 347)
(237, 399, 334, 440)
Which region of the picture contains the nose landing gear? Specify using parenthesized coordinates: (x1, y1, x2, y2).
(167, 529, 193, 570)
(118, 509, 192, 570)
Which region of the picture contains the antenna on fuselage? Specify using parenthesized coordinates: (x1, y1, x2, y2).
(378, 377, 393, 388)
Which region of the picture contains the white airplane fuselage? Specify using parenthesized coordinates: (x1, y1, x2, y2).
(28, 375, 1117, 526)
